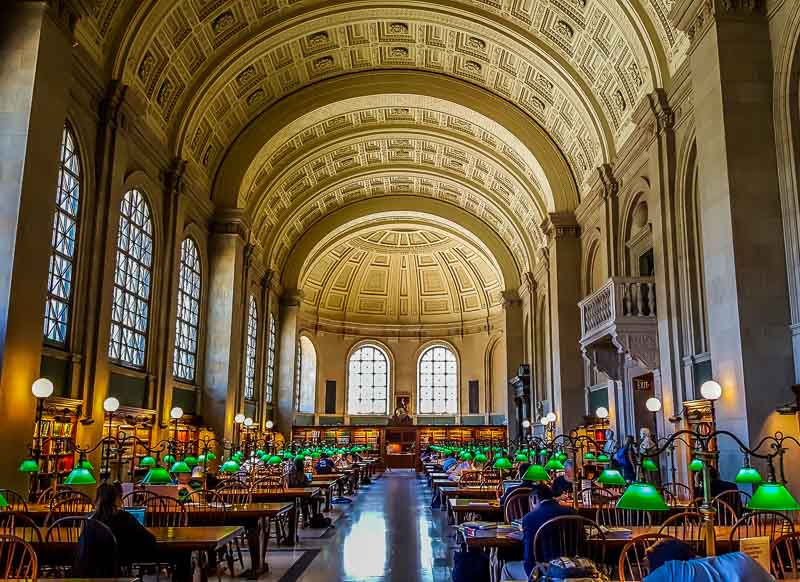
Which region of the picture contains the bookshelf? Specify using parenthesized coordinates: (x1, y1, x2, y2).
(33, 397, 81, 491)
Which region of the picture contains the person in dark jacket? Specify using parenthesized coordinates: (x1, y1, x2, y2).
(500, 483, 577, 580)
(74, 481, 157, 575)
(315, 453, 336, 475)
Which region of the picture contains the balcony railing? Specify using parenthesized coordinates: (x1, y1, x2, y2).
(579, 277, 656, 342)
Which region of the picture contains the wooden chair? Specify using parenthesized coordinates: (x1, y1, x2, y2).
(503, 487, 531, 523)
(145, 496, 187, 527)
(49, 489, 93, 509)
(730, 510, 795, 545)
(771, 532, 800, 579)
(0, 535, 37, 580)
(121, 489, 159, 508)
(712, 489, 751, 516)
(657, 511, 704, 553)
(0, 513, 42, 546)
(661, 483, 692, 504)
(217, 485, 252, 505)
(533, 515, 606, 564)
(253, 475, 284, 491)
(36, 485, 72, 505)
(481, 469, 502, 487)
(0, 491, 27, 513)
(457, 470, 482, 485)
(595, 506, 653, 528)
(692, 497, 738, 526)
(45, 494, 94, 526)
(619, 533, 676, 582)
(577, 486, 617, 507)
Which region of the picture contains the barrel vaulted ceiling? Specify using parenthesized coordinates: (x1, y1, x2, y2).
(73, 0, 685, 281)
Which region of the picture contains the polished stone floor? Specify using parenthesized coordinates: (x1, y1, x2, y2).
(296, 469, 454, 582)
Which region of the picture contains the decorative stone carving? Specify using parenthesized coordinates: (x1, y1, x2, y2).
(312, 56, 334, 70)
(246, 89, 266, 106)
(308, 31, 329, 46)
(211, 10, 236, 34)
(598, 164, 619, 200)
(463, 60, 482, 73)
(390, 47, 409, 58)
(466, 36, 486, 50)
(388, 22, 409, 34)
(556, 20, 574, 39)
(542, 212, 580, 241)
(138, 52, 155, 83)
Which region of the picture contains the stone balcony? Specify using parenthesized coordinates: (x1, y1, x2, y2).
(578, 277, 659, 379)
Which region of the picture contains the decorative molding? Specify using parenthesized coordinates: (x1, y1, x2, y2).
(542, 212, 580, 241)
(210, 209, 251, 241)
(597, 164, 619, 200)
(648, 89, 675, 135)
(670, 0, 766, 45)
(162, 157, 187, 196)
(98, 81, 128, 129)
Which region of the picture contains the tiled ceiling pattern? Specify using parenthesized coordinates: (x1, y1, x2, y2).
(300, 227, 505, 326)
(76, 1, 683, 192)
(264, 173, 536, 276)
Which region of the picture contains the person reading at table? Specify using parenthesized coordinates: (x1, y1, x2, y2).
(74, 481, 157, 576)
(315, 453, 336, 475)
(551, 460, 575, 498)
(644, 538, 773, 582)
(442, 452, 458, 472)
(448, 457, 474, 481)
(500, 483, 577, 581)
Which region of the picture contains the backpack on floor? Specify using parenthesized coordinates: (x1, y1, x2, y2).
(530, 557, 609, 581)
(310, 513, 332, 529)
(451, 549, 490, 582)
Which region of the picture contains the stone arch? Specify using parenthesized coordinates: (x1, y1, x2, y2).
(618, 177, 652, 277)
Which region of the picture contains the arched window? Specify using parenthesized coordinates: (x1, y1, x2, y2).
(44, 124, 82, 345)
(244, 295, 257, 400)
(417, 344, 458, 414)
(348, 344, 390, 415)
(265, 314, 277, 403)
(296, 336, 316, 413)
(173, 238, 201, 382)
(109, 189, 153, 368)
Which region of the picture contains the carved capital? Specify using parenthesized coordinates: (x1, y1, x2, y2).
(211, 209, 251, 241)
(523, 271, 537, 293)
(262, 270, 277, 291)
(502, 290, 522, 310)
(541, 212, 580, 241)
(281, 289, 304, 307)
(648, 89, 675, 135)
(670, 0, 766, 45)
(597, 164, 619, 200)
(98, 81, 128, 129)
(162, 158, 187, 196)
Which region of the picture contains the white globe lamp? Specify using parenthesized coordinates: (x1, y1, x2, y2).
(700, 380, 722, 401)
(31, 378, 54, 399)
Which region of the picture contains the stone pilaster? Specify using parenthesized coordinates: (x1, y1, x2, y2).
(671, 0, 796, 478)
(276, 289, 303, 439)
(503, 290, 524, 440)
(542, 212, 584, 432)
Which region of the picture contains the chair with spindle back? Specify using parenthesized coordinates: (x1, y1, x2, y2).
(712, 489, 751, 516)
(771, 532, 800, 579)
(619, 533, 677, 582)
(457, 470, 481, 485)
(533, 515, 606, 564)
(0, 534, 38, 580)
(45, 493, 94, 526)
(121, 489, 159, 508)
(0, 513, 42, 546)
(730, 510, 795, 545)
(577, 486, 617, 507)
(657, 511, 704, 553)
(481, 469, 502, 488)
(253, 474, 285, 491)
(661, 483, 692, 505)
(145, 496, 187, 527)
(181, 490, 241, 577)
(45, 515, 89, 575)
(217, 485, 252, 505)
(0, 491, 27, 513)
(503, 487, 531, 523)
(595, 505, 653, 528)
(692, 497, 738, 526)
(36, 485, 72, 505)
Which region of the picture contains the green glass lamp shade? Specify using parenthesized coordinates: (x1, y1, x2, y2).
(557, 452, 568, 462)
(79, 459, 94, 471)
(64, 466, 96, 486)
(283, 452, 294, 460)
(184, 456, 198, 467)
(584, 452, 596, 461)
(689, 458, 704, 472)
(616, 482, 669, 511)
(0, 493, 8, 508)
(494, 457, 513, 470)
(162, 454, 176, 465)
(301, 449, 312, 457)
(197, 454, 207, 464)
(267, 455, 283, 465)
(221, 460, 241, 473)
(474, 453, 488, 464)
(170, 460, 192, 474)
(256, 450, 266, 458)
(460, 452, 473, 461)
(544, 457, 565, 471)
(747, 483, 800, 511)
(539, 449, 549, 456)
(142, 466, 172, 485)
(597, 454, 610, 463)
(641, 458, 659, 472)
(294, 455, 305, 462)
(311, 452, 321, 459)
(18, 459, 39, 473)
(139, 455, 156, 468)
(515, 453, 529, 463)
(735, 467, 764, 485)
(206, 452, 217, 461)
(597, 468, 627, 486)
(522, 464, 550, 482)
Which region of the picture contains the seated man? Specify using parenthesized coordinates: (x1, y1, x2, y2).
(694, 466, 739, 500)
(315, 453, 336, 475)
(644, 539, 773, 582)
(442, 452, 458, 472)
(551, 460, 575, 498)
(500, 483, 577, 580)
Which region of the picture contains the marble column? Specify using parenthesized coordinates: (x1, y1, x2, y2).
(503, 290, 524, 441)
(672, 0, 796, 477)
(276, 290, 302, 439)
(202, 212, 249, 442)
(0, 2, 75, 491)
(543, 213, 584, 433)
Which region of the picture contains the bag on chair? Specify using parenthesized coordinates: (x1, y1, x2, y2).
(530, 557, 609, 581)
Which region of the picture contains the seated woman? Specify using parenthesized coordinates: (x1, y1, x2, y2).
(287, 458, 322, 522)
(74, 481, 157, 576)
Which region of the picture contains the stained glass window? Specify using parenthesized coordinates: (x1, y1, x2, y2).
(244, 296, 257, 400)
(348, 344, 390, 415)
(109, 189, 153, 368)
(417, 345, 458, 414)
(44, 124, 82, 345)
(265, 315, 277, 403)
(173, 238, 201, 382)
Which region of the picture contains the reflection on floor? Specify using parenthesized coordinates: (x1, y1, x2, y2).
(154, 469, 456, 581)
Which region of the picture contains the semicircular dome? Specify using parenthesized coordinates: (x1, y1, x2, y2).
(300, 224, 505, 333)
